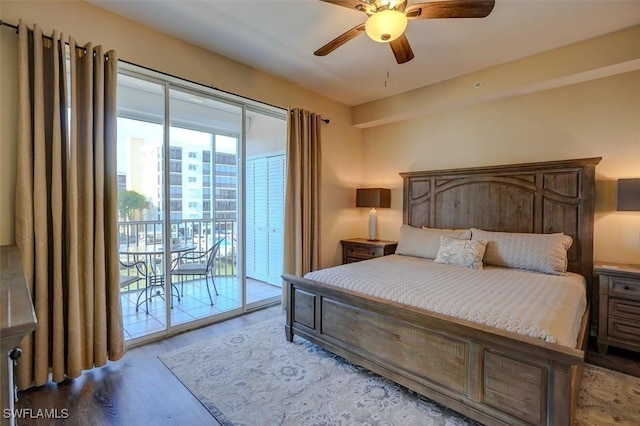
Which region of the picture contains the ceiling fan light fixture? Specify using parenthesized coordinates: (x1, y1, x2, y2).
(365, 10, 408, 43)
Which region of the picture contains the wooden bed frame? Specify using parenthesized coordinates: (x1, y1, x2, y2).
(283, 157, 600, 426)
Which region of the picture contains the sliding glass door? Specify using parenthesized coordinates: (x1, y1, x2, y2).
(116, 74, 168, 339)
(116, 67, 286, 342)
(168, 88, 242, 326)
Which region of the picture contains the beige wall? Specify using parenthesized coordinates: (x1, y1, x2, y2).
(361, 71, 640, 264)
(0, 0, 363, 267)
(353, 25, 640, 128)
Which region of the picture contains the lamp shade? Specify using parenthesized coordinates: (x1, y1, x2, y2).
(617, 178, 640, 211)
(365, 10, 408, 43)
(356, 188, 391, 208)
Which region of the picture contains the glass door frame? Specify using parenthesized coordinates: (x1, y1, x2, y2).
(119, 63, 286, 347)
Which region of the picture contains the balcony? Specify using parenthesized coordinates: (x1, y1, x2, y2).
(118, 219, 281, 340)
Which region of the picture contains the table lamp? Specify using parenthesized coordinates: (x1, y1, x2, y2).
(356, 188, 391, 241)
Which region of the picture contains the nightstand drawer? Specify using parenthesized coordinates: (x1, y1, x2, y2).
(609, 298, 640, 321)
(340, 238, 398, 265)
(610, 279, 640, 299)
(608, 317, 640, 343)
(344, 244, 383, 259)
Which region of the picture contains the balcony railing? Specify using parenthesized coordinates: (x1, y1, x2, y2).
(118, 219, 237, 293)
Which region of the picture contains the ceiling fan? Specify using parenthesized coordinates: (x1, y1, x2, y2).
(315, 0, 495, 64)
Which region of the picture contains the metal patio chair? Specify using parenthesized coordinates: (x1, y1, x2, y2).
(170, 238, 224, 305)
(119, 259, 146, 290)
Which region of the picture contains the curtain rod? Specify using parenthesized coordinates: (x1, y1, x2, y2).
(2, 19, 330, 124)
(118, 58, 290, 115)
(0, 20, 17, 31)
(118, 59, 330, 124)
(1, 19, 106, 57)
(289, 109, 330, 124)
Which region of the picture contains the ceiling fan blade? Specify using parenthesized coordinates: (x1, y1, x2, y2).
(314, 23, 366, 56)
(319, 0, 373, 14)
(405, 0, 495, 20)
(389, 34, 415, 64)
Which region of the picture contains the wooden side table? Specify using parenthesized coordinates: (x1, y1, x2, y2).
(340, 238, 398, 264)
(1, 246, 37, 426)
(594, 262, 640, 355)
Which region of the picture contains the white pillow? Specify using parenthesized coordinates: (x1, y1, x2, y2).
(434, 236, 488, 269)
(471, 228, 573, 275)
(422, 226, 472, 239)
(395, 225, 471, 259)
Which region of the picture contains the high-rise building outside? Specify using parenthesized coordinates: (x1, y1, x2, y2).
(117, 119, 238, 242)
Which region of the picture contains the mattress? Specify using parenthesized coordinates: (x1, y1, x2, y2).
(304, 254, 586, 347)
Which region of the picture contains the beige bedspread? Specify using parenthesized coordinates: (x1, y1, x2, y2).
(304, 254, 586, 347)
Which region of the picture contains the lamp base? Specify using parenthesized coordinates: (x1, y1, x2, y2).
(368, 208, 378, 241)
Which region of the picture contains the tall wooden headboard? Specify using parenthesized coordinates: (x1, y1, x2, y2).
(400, 157, 601, 287)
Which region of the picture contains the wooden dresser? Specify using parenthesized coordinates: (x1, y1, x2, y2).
(594, 262, 640, 355)
(1, 246, 37, 426)
(340, 238, 398, 264)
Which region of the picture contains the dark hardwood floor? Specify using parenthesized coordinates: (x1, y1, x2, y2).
(14, 306, 282, 426)
(13, 308, 639, 425)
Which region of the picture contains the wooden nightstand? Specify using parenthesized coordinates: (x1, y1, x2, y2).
(340, 238, 398, 264)
(594, 262, 640, 355)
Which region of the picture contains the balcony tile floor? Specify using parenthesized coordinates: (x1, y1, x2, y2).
(120, 276, 281, 340)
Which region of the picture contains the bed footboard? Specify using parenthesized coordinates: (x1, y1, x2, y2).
(284, 275, 587, 426)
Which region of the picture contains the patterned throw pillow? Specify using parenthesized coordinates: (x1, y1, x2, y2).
(434, 236, 488, 269)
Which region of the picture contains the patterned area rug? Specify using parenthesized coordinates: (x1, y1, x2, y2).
(159, 317, 640, 426)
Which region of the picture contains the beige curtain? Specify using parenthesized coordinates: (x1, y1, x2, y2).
(283, 108, 322, 287)
(14, 21, 124, 390)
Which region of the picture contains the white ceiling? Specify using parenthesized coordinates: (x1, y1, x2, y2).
(89, 0, 640, 106)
